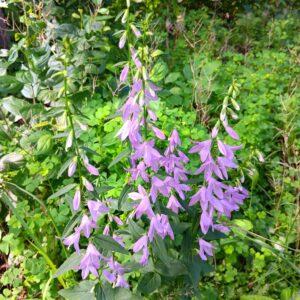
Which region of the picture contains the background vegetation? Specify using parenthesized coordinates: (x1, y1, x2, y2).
(0, 0, 299, 299)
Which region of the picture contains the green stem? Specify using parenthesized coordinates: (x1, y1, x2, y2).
(0, 191, 67, 288)
(63, 66, 83, 190)
(4, 181, 68, 258)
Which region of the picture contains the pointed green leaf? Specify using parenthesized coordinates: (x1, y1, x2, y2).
(137, 272, 161, 295)
(53, 251, 84, 278)
(48, 184, 77, 200)
(108, 148, 131, 168)
(94, 235, 128, 254)
(58, 281, 96, 300)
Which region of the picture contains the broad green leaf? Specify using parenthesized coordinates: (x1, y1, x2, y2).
(137, 272, 161, 295)
(30, 50, 50, 69)
(21, 83, 39, 99)
(94, 234, 128, 254)
(58, 281, 96, 300)
(155, 259, 187, 277)
(0, 152, 24, 171)
(150, 60, 168, 82)
(152, 236, 170, 265)
(128, 219, 144, 239)
(203, 230, 227, 241)
(169, 86, 182, 95)
(36, 134, 53, 155)
(151, 49, 163, 57)
(165, 72, 181, 84)
(95, 283, 140, 300)
(81, 146, 101, 157)
(183, 64, 192, 80)
(0, 75, 23, 95)
(96, 185, 114, 195)
(187, 255, 213, 286)
(57, 158, 73, 179)
(171, 221, 191, 234)
(62, 212, 82, 239)
(118, 184, 133, 210)
(53, 251, 84, 278)
(233, 219, 253, 231)
(108, 148, 131, 168)
(48, 184, 77, 200)
(2, 96, 29, 119)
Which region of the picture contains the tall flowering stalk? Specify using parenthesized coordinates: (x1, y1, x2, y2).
(117, 3, 248, 264)
(189, 81, 248, 259)
(57, 39, 128, 287)
(116, 1, 190, 266)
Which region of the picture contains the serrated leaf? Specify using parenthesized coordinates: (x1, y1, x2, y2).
(62, 212, 82, 239)
(108, 148, 131, 168)
(118, 184, 133, 210)
(58, 281, 96, 300)
(151, 49, 164, 57)
(187, 255, 213, 286)
(203, 230, 227, 241)
(165, 72, 181, 84)
(137, 272, 161, 295)
(48, 184, 77, 200)
(233, 219, 253, 231)
(57, 158, 73, 179)
(0, 75, 23, 95)
(128, 219, 144, 239)
(2, 96, 29, 119)
(36, 134, 53, 155)
(155, 259, 187, 277)
(94, 235, 128, 254)
(53, 251, 84, 278)
(95, 185, 114, 195)
(95, 282, 140, 300)
(150, 60, 168, 82)
(152, 236, 170, 265)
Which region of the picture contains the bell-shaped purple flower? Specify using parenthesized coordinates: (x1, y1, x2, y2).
(128, 161, 149, 182)
(133, 235, 148, 253)
(63, 226, 81, 253)
(131, 140, 162, 171)
(79, 214, 96, 238)
(120, 65, 129, 82)
(103, 269, 116, 283)
(151, 126, 165, 140)
(73, 189, 81, 211)
(198, 238, 214, 260)
(130, 24, 141, 38)
(68, 158, 77, 177)
(167, 195, 184, 214)
(224, 125, 240, 140)
(84, 162, 99, 176)
(129, 185, 155, 219)
(87, 200, 109, 222)
(148, 214, 174, 242)
(189, 139, 212, 163)
(83, 177, 94, 191)
(79, 243, 101, 279)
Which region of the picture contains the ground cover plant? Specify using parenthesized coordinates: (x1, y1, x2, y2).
(0, 0, 299, 299)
